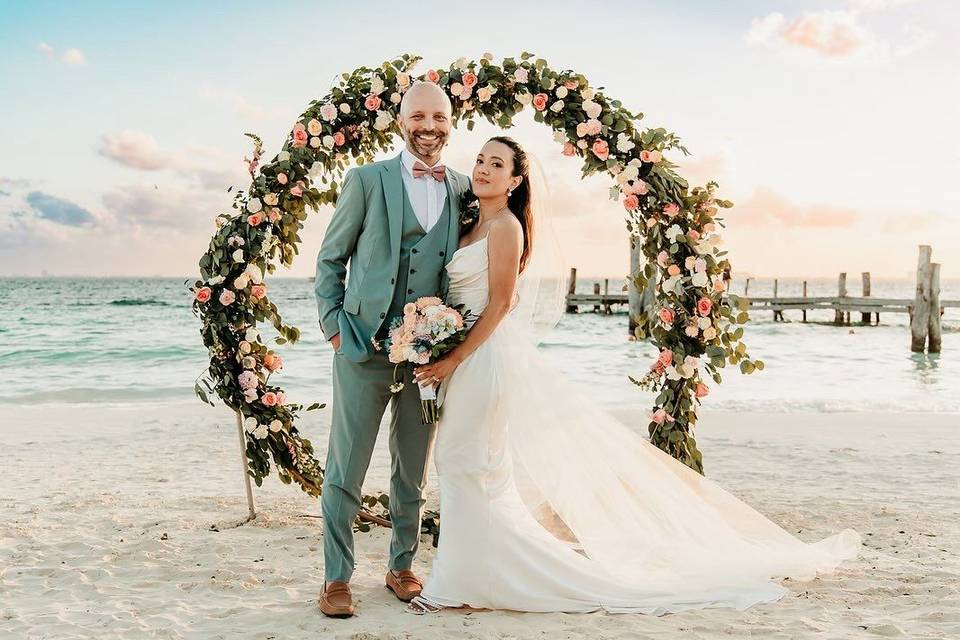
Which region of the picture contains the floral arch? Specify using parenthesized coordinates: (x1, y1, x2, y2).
(192, 53, 762, 526)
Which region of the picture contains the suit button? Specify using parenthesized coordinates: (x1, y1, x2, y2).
(412, 248, 419, 254)
(439, 251, 445, 256)
(407, 289, 414, 294)
(410, 269, 416, 274)
(390, 278, 395, 284)
(380, 312, 386, 319)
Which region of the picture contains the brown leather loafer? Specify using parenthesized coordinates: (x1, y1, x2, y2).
(385, 569, 423, 602)
(319, 580, 355, 618)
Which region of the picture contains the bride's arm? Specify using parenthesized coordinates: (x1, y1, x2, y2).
(414, 216, 523, 386)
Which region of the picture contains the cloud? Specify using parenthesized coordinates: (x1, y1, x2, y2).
(99, 130, 172, 170)
(735, 187, 862, 228)
(747, 11, 869, 58)
(24, 191, 97, 227)
(101, 182, 230, 229)
(38, 42, 54, 58)
(62, 48, 87, 66)
(0, 177, 33, 189)
(0, 190, 10, 197)
(747, 1, 933, 59)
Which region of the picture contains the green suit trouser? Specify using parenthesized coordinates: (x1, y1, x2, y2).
(321, 349, 436, 582)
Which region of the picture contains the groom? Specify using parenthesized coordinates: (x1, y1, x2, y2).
(313, 81, 470, 618)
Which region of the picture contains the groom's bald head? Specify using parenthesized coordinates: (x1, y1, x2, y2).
(397, 81, 452, 164)
(399, 81, 452, 119)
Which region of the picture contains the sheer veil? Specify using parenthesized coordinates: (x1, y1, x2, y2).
(493, 150, 861, 606)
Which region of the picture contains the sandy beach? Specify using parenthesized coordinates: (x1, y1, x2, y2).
(1, 402, 957, 639)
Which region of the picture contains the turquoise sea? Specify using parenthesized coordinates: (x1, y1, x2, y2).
(2, 276, 958, 414)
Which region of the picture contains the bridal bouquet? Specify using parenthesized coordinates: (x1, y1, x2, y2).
(381, 296, 470, 424)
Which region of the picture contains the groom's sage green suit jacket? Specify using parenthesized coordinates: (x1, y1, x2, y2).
(314, 153, 471, 362)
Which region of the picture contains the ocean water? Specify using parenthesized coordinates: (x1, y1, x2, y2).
(2, 277, 958, 414)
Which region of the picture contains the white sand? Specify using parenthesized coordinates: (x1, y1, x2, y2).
(1, 402, 958, 639)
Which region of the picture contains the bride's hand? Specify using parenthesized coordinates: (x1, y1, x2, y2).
(414, 354, 461, 388)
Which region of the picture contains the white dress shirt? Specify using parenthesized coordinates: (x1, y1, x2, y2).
(400, 148, 448, 233)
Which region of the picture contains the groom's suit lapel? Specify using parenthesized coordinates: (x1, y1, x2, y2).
(380, 153, 404, 276)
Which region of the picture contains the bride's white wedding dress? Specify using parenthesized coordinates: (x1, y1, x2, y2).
(418, 234, 861, 615)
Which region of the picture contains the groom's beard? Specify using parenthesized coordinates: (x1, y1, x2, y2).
(402, 128, 448, 159)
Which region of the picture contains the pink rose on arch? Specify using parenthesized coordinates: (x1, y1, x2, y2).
(276, 172, 288, 185)
(576, 122, 588, 138)
(695, 382, 710, 398)
(364, 94, 382, 111)
(688, 229, 701, 241)
(561, 142, 576, 157)
(291, 123, 308, 148)
(247, 212, 264, 226)
(657, 349, 674, 367)
(219, 290, 236, 306)
(663, 203, 680, 217)
(267, 208, 281, 223)
(650, 150, 662, 163)
(425, 69, 440, 83)
(564, 79, 579, 90)
(261, 391, 278, 407)
(462, 71, 478, 88)
(658, 307, 675, 325)
(697, 296, 713, 316)
(263, 353, 283, 372)
(276, 391, 287, 405)
(319, 103, 338, 122)
(714, 280, 727, 293)
(250, 284, 267, 300)
(623, 194, 639, 211)
(585, 119, 602, 136)
(651, 408, 675, 425)
(656, 250, 670, 267)
(195, 287, 212, 303)
(290, 181, 304, 197)
(591, 139, 609, 161)
(532, 93, 549, 111)
(333, 131, 346, 146)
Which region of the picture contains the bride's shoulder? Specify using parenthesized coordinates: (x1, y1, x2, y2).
(487, 213, 523, 247)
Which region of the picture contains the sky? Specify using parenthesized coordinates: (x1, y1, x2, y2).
(1, 0, 958, 279)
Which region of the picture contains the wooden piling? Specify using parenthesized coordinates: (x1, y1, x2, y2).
(773, 279, 784, 321)
(593, 282, 601, 313)
(836, 273, 848, 325)
(628, 241, 642, 335)
(911, 245, 932, 352)
(802, 281, 808, 323)
(603, 279, 612, 314)
(566, 267, 578, 313)
(860, 272, 871, 324)
(928, 262, 942, 353)
(744, 277, 752, 296)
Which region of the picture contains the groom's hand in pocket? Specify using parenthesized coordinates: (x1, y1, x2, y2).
(330, 333, 341, 353)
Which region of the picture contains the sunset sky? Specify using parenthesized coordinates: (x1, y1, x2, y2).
(1, 0, 958, 279)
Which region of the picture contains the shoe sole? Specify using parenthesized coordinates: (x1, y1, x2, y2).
(385, 583, 418, 603)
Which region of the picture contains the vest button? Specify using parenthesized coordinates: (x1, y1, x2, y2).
(412, 248, 419, 254)
(380, 312, 386, 319)
(407, 289, 414, 294)
(391, 278, 395, 284)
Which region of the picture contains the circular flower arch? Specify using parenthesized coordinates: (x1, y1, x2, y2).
(192, 52, 763, 525)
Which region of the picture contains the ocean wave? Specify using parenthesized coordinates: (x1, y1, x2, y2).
(109, 298, 174, 307)
(0, 386, 196, 405)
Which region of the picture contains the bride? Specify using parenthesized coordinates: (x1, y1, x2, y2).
(409, 135, 861, 615)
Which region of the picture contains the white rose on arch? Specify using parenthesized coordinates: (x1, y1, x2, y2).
(373, 111, 393, 131)
(666, 224, 684, 243)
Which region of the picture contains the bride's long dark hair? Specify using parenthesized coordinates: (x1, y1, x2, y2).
(491, 136, 535, 275)
(462, 136, 535, 274)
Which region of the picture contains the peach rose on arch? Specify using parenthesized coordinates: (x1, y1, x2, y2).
(425, 69, 440, 83)
(591, 139, 609, 161)
(697, 297, 713, 316)
(195, 287, 212, 303)
(532, 93, 549, 111)
(291, 123, 308, 148)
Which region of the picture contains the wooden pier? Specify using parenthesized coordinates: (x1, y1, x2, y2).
(565, 245, 952, 354)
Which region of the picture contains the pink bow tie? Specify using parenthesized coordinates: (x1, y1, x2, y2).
(412, 161, 446, 182)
